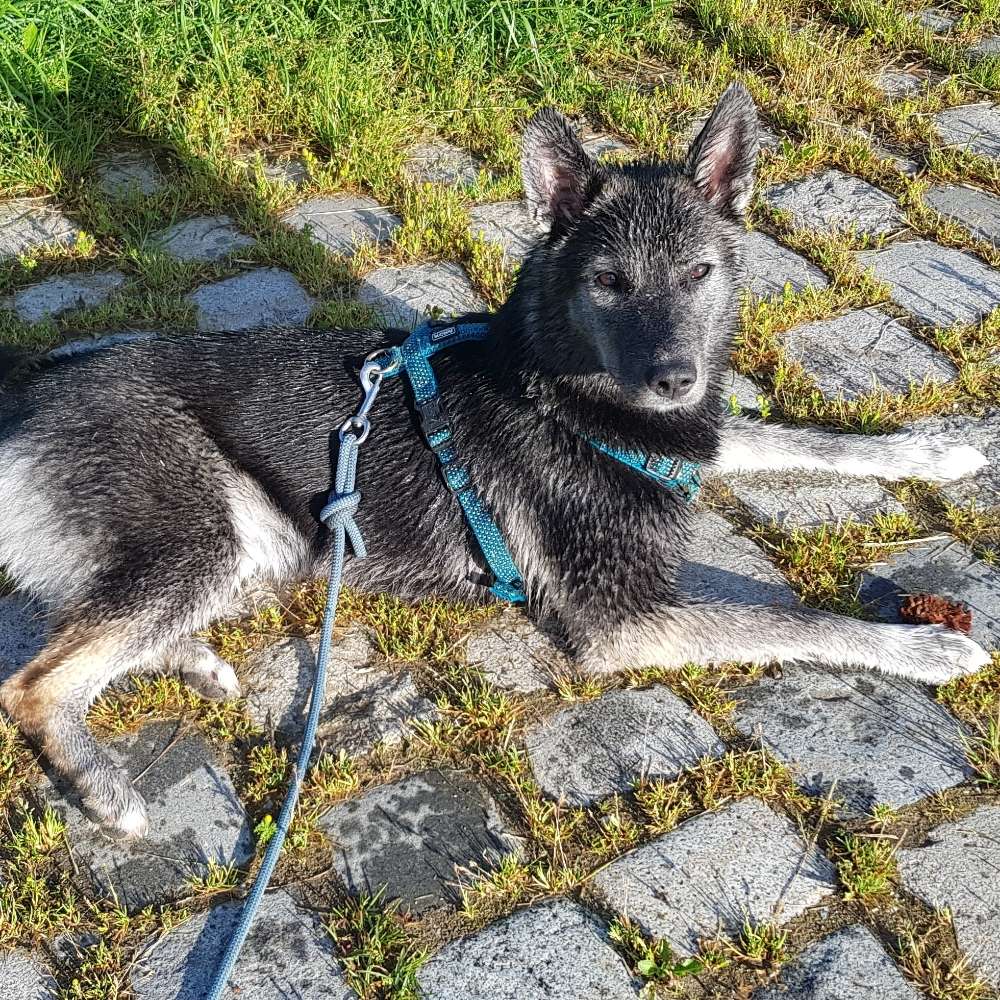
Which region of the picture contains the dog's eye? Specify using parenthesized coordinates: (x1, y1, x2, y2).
(688, 263, 711, 281)
(594, 271, 621, 289)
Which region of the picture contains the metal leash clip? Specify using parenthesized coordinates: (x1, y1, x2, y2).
(338, 348, 399, 443)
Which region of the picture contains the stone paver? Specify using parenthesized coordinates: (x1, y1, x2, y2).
(242, 628, 437, 751)
(129, 890, 356, 999)
(924, 183, 1000, 246)
(150, 214, 256, 261)
(753, 925, 922, 999)
(357, 262, 485, 329)
(464, 608, 570, 693)
(593, 797, 837, 955)
(239, 149, 310, 187)
(468, 200, 543, 262)
(0, 952, 56, 999)
(743, 230, 830, 299)
(782, 307, 956, 399)
(46, 329, 158, 360)
(859, 536, 1000, 649)
(725, 469, 905, 530)
(187, 267, 315, 331)
(0, 593, 46, 683)
(721, 368, 766, 412)
(857, 240, 1000, 327)
(526, 686, 725, 806)
(934, 103, 1000, 161)
(678, 512, 798, 607)
(40, 721, 253, 910)
(580, 126, 634, 159)
(8, 270, 126, 324)
(403, 140, 482, 186)
(969, 37, 1000, 63)
(912, 410, 1000, 510)
(416, 898, 639, 1000)
(878, 70, 924, 98)
(318, 769, 519, 914)
(282, 195, 401, 255)
(764, 170, 906, 236)
(733, 663, 970, 816)
(916, 8, 956, 32)
(898, 805, 1000, 988)
(95, 151, 165, 198)
(0, 199, 79, 261)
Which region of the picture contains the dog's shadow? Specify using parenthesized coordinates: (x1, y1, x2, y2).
(0, 592, 48, 685)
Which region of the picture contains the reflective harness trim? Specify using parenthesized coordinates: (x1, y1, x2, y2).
(380, 319, 702, 604)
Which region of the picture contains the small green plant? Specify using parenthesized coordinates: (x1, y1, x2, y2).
(609, 916, 706, 981)
(836, 831, 899, 899)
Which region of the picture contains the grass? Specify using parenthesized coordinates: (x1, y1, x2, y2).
(2, 0, 1000, 996)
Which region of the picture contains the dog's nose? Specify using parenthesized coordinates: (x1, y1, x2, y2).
(646, 362, 698, 400)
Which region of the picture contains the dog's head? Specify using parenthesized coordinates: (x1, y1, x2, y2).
(514, 83, 758, 417)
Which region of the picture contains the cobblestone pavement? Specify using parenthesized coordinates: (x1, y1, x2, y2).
(2, 92, 1000, 1000)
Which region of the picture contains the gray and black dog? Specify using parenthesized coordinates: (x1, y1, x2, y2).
(0, 84, 990, 837)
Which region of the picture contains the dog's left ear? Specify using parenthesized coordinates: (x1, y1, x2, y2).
(521, 107, 602, 230)
(686, 82, 759, 218)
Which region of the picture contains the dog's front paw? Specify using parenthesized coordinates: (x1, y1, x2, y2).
(883, 431, 987, 483)
(83, 777, 149, 839)
(883, 623, 991, 685)
(180, 647, 242, 702)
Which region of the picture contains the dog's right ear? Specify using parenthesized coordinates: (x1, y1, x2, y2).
(521, 107, 602, 230)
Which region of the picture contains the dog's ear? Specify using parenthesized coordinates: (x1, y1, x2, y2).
(686, 82, 759, 218)
(521, 107, 602, 230)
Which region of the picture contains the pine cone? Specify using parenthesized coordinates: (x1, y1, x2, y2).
(899, 593, 973, 635)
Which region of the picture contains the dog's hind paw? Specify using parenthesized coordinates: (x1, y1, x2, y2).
(180, 646, 242, 702)
(84, 781, 149, 839)
(883, 624, 991, 686)
(883, 431, 988, 483)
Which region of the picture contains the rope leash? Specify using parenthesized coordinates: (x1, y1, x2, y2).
(205, 356, 387, 999)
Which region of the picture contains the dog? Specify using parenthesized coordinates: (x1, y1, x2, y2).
(0, 83, 990, 838)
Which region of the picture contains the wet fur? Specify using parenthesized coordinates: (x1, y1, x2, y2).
(0, 85, 989, 835)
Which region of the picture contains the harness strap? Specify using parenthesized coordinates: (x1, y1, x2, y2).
(381, 319, 702, 604)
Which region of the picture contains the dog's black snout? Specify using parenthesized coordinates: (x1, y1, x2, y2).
(646, 362, 698, 400)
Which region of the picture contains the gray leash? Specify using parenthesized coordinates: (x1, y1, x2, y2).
(205, 352, 391, 999)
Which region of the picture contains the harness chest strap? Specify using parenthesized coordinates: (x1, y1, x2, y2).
(378, 319, 703, 604)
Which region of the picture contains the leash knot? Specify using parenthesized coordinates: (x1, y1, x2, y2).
(320, 488, 366, 559)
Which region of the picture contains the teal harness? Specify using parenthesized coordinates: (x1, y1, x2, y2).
(378, 319, 702, 604)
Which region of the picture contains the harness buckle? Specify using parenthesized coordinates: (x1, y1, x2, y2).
(416, 397, 450, 445)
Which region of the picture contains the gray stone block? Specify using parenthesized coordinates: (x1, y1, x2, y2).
(580, 126, 635, 160)
(40, 721, 253, 910)
(679, 512, 798, 607)
(357, 262, 485, 330)
(129, 890, 356, 999)
(187, 267, 315, 331)
(782, 307, 956, 399)
(403, 141, 483, 186)
(914, 410, 1000, 510)
(0, 952, 56, 999)
(239, 149, 311, 188)
(318, 769, 519, 914)
(721, 368, 766, 413)
(95, 151, 165, 198)
(526, 687, 725, 806)
(11, 270, 126, 324)
(934, 104, 1000, 161)
(0, 199, 80, 261)
(282, 195, 400, 255)
(752, 925, 922, 999)
(46, 330, 159, 361)
(0, 593, 46, 683)
(464, 608, 570, 693)
(897, 805, 1000, 987)
(878, 70, 925, 98)
(743, 231, 829, 299)
(764, 170, 905, 237)
(468, 200, 543, 262)
(924, 184, 1000, 247)
(733, 663, 970, 816)
(969, 36, 1000, 63)
(857, 240, 1000, 327)
(725, 469, 905, 529)
(416, 898, 639, 1000)
(915, 8, 956, 32)
(859, 536, 1000, 649)
(150, 215, 256, 262)
(242, 629, 437, 752)
(593, 797, 837, 955)
(876, 147, 921, 178)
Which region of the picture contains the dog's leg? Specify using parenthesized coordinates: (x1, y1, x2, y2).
(587, 602, 990, 685)
(713, 416, 987, 483)
(142, 638, 241, 702)
(0, 622, 150, 837)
